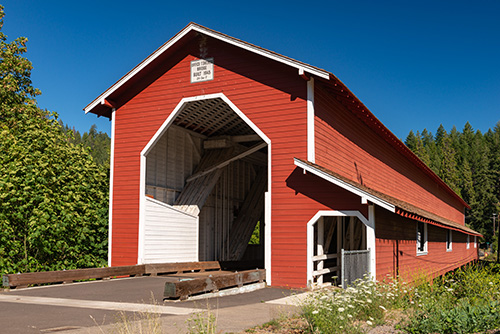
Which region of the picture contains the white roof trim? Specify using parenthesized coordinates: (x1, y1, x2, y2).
(85, 23, 330, 114)
(294, 158, 396, 213)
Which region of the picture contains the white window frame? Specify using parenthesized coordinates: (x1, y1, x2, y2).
(446, 230, 453, 252)
(416, 222, 428, 256)
(474, 236, 477, 248)
(466, 235, 470, 249)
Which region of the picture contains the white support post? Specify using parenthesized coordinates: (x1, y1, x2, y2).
(367, 205, 376, 280)
(317, 217, 324, 285)
(307, 78, 315, 162)
(337, 216, 342, 285)
(307, 219, 314, 288)
(264, 191, 272, 285)
(349, 216, 354, 250)
(108, 108, 116, 266)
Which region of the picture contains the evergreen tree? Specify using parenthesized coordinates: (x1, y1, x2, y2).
(59, 121, 110, 166)
(439, 133, 460, 194)
(414, 131, 432, 167)
(421, 128, 440, 174)
(405, 121, 500, 242)
(486, 123, 500, 208)
(469, 131, 495, 237)
(435, 124, 447, 146)
(405, 130, 418, 151)
(80, 124, 110, 166)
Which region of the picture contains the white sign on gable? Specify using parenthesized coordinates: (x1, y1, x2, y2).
(190, 58, 214, 83)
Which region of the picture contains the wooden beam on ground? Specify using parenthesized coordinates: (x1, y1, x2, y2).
(164, 269, 266, 300)
(2, 265, 146, 288)
(145, 261, 221, 276)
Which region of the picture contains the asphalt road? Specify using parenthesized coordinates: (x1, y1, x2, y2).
(0, 276, 304, 333)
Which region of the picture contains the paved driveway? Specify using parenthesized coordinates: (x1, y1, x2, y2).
(0, 277, 304, 333)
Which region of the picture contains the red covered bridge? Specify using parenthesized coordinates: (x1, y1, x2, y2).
(85, 23, 480, 288)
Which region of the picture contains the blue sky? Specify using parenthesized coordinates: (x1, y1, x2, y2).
(2, 0, 499, 140)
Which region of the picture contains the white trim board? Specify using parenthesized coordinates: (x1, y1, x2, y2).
(108, 108, 116, 266)
(294, 158, 396, 213)
(307, 78, 315, 163)
(85, 23, 329, 114)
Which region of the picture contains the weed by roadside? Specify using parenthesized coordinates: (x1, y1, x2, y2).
(301, 275, 408, 334)
(186, 309, 218, 334)
(109, 310, 163, 334)
(186, 298, 219, 334)
(295, 261, 500, 334)
(403, 261, 500, 334)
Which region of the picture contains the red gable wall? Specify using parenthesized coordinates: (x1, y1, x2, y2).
(314, 80, 465, 224)
(111, 37, 321, 286)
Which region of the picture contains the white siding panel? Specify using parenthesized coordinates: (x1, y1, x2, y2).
(143, 197, 198, 263)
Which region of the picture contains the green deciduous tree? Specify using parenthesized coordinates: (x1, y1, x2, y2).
(0, 6, 108, 274)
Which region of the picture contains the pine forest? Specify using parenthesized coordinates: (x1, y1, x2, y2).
(405, 122, 500, 244)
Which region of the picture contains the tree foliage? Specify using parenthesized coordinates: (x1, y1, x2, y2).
(405, 122, 500, 242)
(0, 6, 108, 274)
(60, 122, 110, 166)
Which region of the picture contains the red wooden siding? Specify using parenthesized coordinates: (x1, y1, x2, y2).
(314, 81, 464, 224)
(108, 32, 474, 288)
(375, 206, 477, 282)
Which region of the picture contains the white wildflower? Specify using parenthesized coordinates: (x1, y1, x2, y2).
(338, 307, 345, 312)
(312, 310, 319, 315)
(347, 314, 353, 318)
(367, 298, 372, 303)
(367, 320, 373, 326)
(379, 305, 387, 311)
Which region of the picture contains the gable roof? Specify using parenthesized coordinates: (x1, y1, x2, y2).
(84, 22, 469, 209)
(84, 22, 330, 117)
